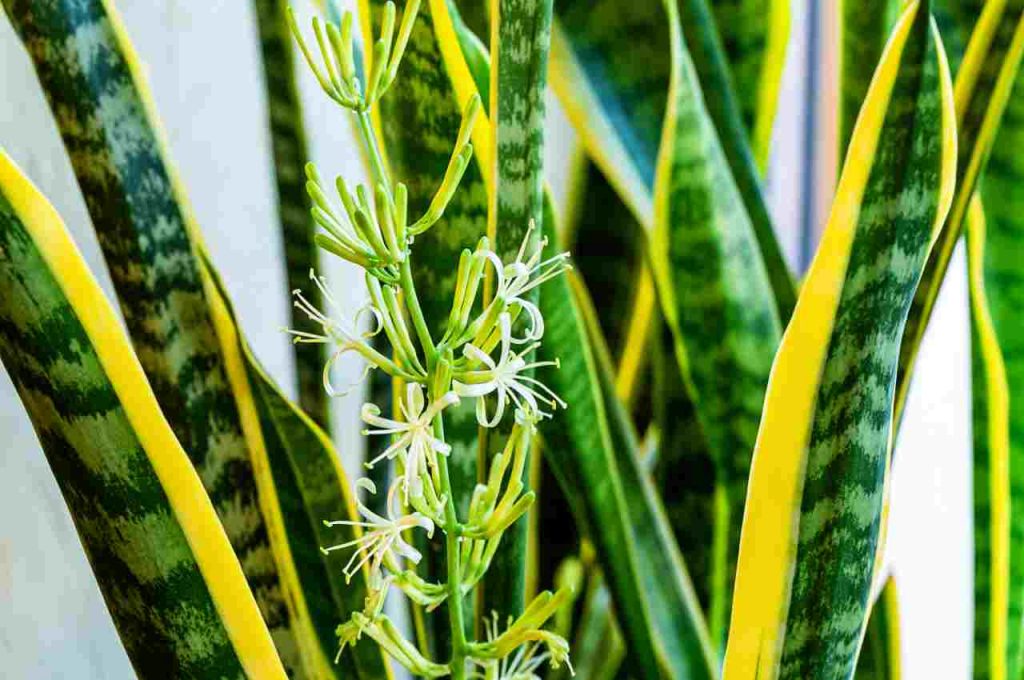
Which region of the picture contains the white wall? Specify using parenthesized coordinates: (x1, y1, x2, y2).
(0, 0, 972, 677)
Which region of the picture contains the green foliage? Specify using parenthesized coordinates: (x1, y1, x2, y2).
(4, 0, 1024, 678)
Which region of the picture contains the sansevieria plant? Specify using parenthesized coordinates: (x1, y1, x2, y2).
(1, 0, 1023, 678)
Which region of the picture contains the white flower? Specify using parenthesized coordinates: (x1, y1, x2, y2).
(483, 220, 571, 344)
(286, 269, 383, 396)
(361, 383, 460, 501)
(455, 314, 565, 427)
(471, 642, 548, 680)
(321, 478, 433, 585)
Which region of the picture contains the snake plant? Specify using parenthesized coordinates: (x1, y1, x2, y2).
(1, 0, 1023, 678)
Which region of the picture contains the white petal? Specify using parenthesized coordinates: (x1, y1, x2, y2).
(454, 379, 498, 399)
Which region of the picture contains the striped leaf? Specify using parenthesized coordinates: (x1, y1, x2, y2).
(854, 577, 902, 680)
(551, 0, 796, 320)
(839, 0, 902, 163)
(673, 0, 796, 320)
(969, 38, 1024, 670)
(650, 0, 784, 649)
(477, 0, 555, 625)
(2, 1, 389, 675)
(929, 7, 1024, 677)
(724, 3, 957, 678)
(538, 256, 717, 679)
(251, 0, 330, 431)
(897, 0, 1024, 421)
(709, 0, 790, 170)
(967, 197, 1015, 680)
(0, 149, 287, 679)
(0, 0, 306, 673)
(198, 250, 392, 680)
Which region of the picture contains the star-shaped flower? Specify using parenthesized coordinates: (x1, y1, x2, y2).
(482, 220, 571, 344)
(286, 269, 383, 396)
(454, 314, 565, 427)
(361, 383, 460, 501)
(321, 478, 433, 585)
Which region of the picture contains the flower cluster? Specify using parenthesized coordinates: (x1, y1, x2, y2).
(289, 2, 574, 677)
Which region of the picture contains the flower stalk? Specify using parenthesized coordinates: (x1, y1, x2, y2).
(289, 3, 573, 677)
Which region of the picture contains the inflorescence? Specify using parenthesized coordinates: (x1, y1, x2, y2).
(288, 2, 574, 678)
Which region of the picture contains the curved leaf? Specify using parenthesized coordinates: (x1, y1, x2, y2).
(551, 0, 796, 320)
(1, 1, 390, 675)
(0, 149, 286, 679)
(200, 249, 391, 680)
(854, 577, 902, 680)
(539, 222, 717, 678)
(967, 197, 1014, 680)
(969, 42, 1024, 671)
(674, 0, 795, 320)
(251, 0, 330, 431)
(724, 3, 956, 677)
(710, 0, 790, 170)
(651, 0, 784, 647)
(838, 0, 902, 163)
(897, 0, 1024, 421)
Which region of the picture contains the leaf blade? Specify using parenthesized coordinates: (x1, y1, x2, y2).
(898, 0, 1024, 421)
(0, 149, 287, 679)
(478, 0, 555, 624)
(539, 219, 717, 679)
(251, 0, 331, 431)
(1, 0, 390, 674)
(651, 0, 785, 647)
(724, 3, 956, 677)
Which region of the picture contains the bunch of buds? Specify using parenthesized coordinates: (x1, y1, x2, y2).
(289, 2, 574, 678)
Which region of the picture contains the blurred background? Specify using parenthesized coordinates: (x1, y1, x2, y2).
(0, 0, 970, 676)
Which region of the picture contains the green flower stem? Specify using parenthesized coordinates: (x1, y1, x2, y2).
(431, 393, 469, 680)
(354, 109, 435, 361)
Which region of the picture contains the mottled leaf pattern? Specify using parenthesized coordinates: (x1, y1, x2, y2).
(553, 0, 795, 320)
(725, 3, 955, 678)
(675, 0, 796, 320)
(778, 13, 946, 678)
(898, 0, 1024, 421)
(2, 1, 389, 675)
(478, 0, 554, 625)
(199, 252, 392, 680)
(652, 0, 783, 648)
(251, 0, 330, 431)
(839, 0, 902, 163)
(538, 215, 716, 679)
(0, 150, 285, 679)
(0, 0, 306, 673)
